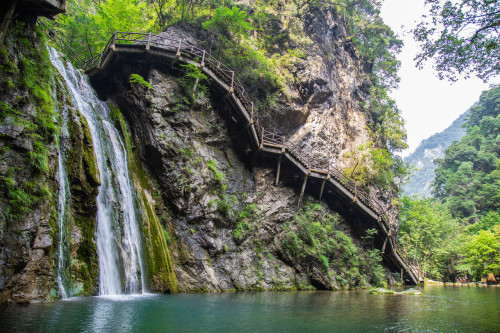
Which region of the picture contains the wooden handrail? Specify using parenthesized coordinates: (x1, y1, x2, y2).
(79, 32, 394, 227)
(41, 27, 418, 283)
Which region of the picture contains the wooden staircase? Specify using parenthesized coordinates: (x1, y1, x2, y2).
(40, 25, 420, 285)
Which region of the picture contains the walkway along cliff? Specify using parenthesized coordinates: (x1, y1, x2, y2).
(76, 31, 419, 285)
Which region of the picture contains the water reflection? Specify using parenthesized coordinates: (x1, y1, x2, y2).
(0, 287, 499, 332)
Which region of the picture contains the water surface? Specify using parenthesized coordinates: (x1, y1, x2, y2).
(1, 286, 498, 332)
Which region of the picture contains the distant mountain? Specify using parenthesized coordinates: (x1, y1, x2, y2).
(403, 110, 470, 197)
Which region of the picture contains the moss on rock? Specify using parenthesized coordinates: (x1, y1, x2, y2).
(109, 104, 178, 293)
(65, 108, 100, 296)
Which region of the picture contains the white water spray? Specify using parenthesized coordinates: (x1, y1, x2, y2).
(49, 48, 147, 295)
(56, 104, 70, 299)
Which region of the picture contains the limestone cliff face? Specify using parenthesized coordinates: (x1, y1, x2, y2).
(84, 4, 401, 292)
(104, 64, 396, 291)
(0, 25, 59, 303)
(157, 4, 397, 229)
(275, 5, 373, 166)
(0, 24, 100, 303)
(0, 3, 400, 302)
(163, 5, 373, 166)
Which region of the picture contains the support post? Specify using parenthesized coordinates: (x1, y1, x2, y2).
(110, 31, 117, 51)
(171, 39, 182, 66)
(275, 156, 282, 187)
(401, 268, 403, 283)
(319, 175, 329, 200)
(98, 52, 103, 70)
(146, 32, 151, 51)
(229, 71, 234, 94)
(200, 50, 205, 67)
(249, 102, 254, 125)
(381, 236, 389, 253)
(297, 173, 309, 209)
(259, 129, 264, 149)
(176, 39, 182, 57)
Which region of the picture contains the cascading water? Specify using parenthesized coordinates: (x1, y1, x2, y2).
(55, 95, 71, 299)
(49, 48, 147, 295)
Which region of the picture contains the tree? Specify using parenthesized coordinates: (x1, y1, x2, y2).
(433, 86, 500, 223)
(414, 0, 500, 81)
(52, 0, 155, 61)
(459, 225, 500, 279)
(202, 6, 254, 42)
(398, 196, 463, 280)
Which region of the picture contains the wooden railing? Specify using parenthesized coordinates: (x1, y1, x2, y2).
(41, 28, 419, 284)
(38, 20, 88, 68)
(388, 238, 423, 283)
(83, 31, 393, 226)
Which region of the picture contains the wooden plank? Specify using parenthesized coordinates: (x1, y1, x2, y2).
(263, 143, 283, 149)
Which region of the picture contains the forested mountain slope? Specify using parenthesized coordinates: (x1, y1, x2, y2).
(404, 110, 469, 197)
(434, 86, 500, 223)
(398, 86, 500, 282)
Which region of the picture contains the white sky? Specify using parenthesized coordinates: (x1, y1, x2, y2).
(380, 0, 497, 157)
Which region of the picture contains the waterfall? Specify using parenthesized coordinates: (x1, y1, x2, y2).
(56, 100, 70, 299)
(49, 48, 147, 295)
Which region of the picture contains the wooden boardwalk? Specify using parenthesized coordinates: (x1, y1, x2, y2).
(45, 28, 419, 285)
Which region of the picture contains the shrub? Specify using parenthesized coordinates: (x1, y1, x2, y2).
(129, 73, 153, 90)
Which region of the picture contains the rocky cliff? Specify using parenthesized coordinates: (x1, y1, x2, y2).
(104, 66, 395, 291)
(0, 21, 101, 303)
(95, 4, 399, 291)
(0, 3, 402, 303)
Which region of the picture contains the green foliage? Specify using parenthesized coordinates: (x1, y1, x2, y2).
(429, 91, 500, 281)
(0, 170, 52, 221)
(366, 85, 408, 152)
(29, 141, 50, 173)
(281, 200, 386, 287)
(466, 211, 500, 235)
(217, 193, 238, 218)
(233, 204, 258, 244)
(129, 74, 153, 90)
(202, 6, 254, 41)
(414, 0, 500, 81)
(433, 86, 500, 223)
(398, 196, 463, 280)
(207, 159, 224, 185)
(179, 63, 209, 100)
(458, 225, 500, 279)
(48, 0, 155, 62)
(344, 141, 410, 191)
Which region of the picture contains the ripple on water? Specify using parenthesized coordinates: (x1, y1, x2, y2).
(0, 287, 498, 333)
